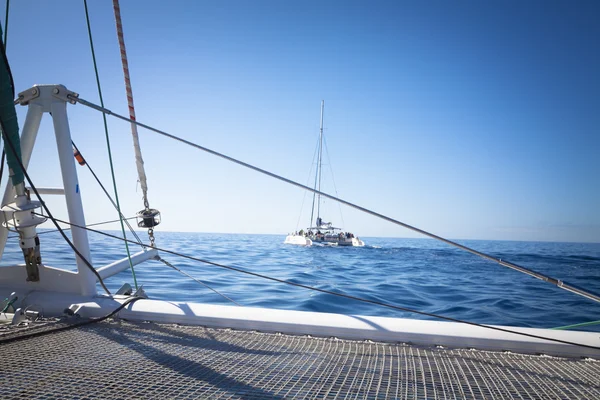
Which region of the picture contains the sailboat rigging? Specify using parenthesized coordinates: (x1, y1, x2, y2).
(285, 101, 364, 247)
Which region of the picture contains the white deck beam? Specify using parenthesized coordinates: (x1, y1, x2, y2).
(96, 249, 158, 280)
(10, 290, 600, 359)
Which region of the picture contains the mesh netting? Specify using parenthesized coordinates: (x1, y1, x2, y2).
(1, 320, 599, 399)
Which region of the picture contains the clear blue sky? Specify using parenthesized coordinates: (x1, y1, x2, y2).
(2, 0, 599, 242)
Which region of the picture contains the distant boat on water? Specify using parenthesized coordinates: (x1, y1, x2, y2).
(285, 101, 364, 247)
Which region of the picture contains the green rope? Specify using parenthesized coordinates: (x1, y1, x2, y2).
(3, 0, 8, 47)
(1, 295, 16, 313)
(551, 320, 600, 331)
(83, 0, 137, 289)
(0, 0, 9, 185)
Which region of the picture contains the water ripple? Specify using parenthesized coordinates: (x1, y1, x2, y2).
(1, 232, 598, 330)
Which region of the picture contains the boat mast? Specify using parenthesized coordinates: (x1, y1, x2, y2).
(316, 100, 324, 226)
(309, 100, 325, 229)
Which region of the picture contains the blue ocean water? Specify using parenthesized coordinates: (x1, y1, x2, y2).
(2, 231, 600, 331)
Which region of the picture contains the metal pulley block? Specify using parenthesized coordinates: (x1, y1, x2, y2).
(136, 208, 161, 228)
(1, 197, 47, 232)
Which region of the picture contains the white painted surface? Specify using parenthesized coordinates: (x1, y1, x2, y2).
(97, 249, 158, 279)
(284, 235, 312, 246)
(25, 187, 65, 195)
(0, 265, 82, 294)
(0, 103, 44, 262)
(50, 88, 95, 296)
(10, 290, 599, 359)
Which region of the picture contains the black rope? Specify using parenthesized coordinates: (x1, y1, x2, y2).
(0, 14, 11, 192)
(7, 216, 138, 239)
(0, 296, 141, 345)
(0, 150, 5, 189)
(0, 26, 110, 294)
(0, 25, 14, 98)
(0, 125, 111, 295)
(31, 215, 600, 352)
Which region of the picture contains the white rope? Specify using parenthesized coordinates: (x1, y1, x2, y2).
(112, 0, 149, 209)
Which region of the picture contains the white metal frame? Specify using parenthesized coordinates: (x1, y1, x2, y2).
(0, 85, 154, 296)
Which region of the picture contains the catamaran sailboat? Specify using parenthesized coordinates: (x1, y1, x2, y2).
(285, 101, 364, 247)
(1, 3, 599, 399)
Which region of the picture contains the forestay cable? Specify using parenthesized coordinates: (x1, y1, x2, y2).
(67, 95, 600, 305)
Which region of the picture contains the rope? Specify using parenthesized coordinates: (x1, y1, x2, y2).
(3, 0, 8, 48)
(157, 256, 241, 306)
(0, 2, 10, 189)
(83, 0, 137, 289)
(0, 296, 142, 345)
(71, 140, 144, 246)
(112, 0, 156, 247)
(1, 295, 16, 313)
(30, 215, 600, 351)
(0, 151, 5, 189)
(0, 21, 110, 295)
(68, 95, 600, 305)
(0, 121, 111, 295)
(112, 0, 148, 203)
(552, 320, 600, 331)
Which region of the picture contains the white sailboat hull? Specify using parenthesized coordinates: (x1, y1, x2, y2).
(284, 234, 363, 247)
(285, 101, 365, 247)
(310, 235, 364, 247)
(284, 234, 313, 246)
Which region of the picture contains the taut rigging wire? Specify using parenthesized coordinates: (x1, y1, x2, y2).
(7, 216, 138, 239)
(71, 140, 144, 246)
(28, 214, 600, 351)
(31, 138, 237, 305)
(83, 0, 138, 289)
(67, 94, 600, 305)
